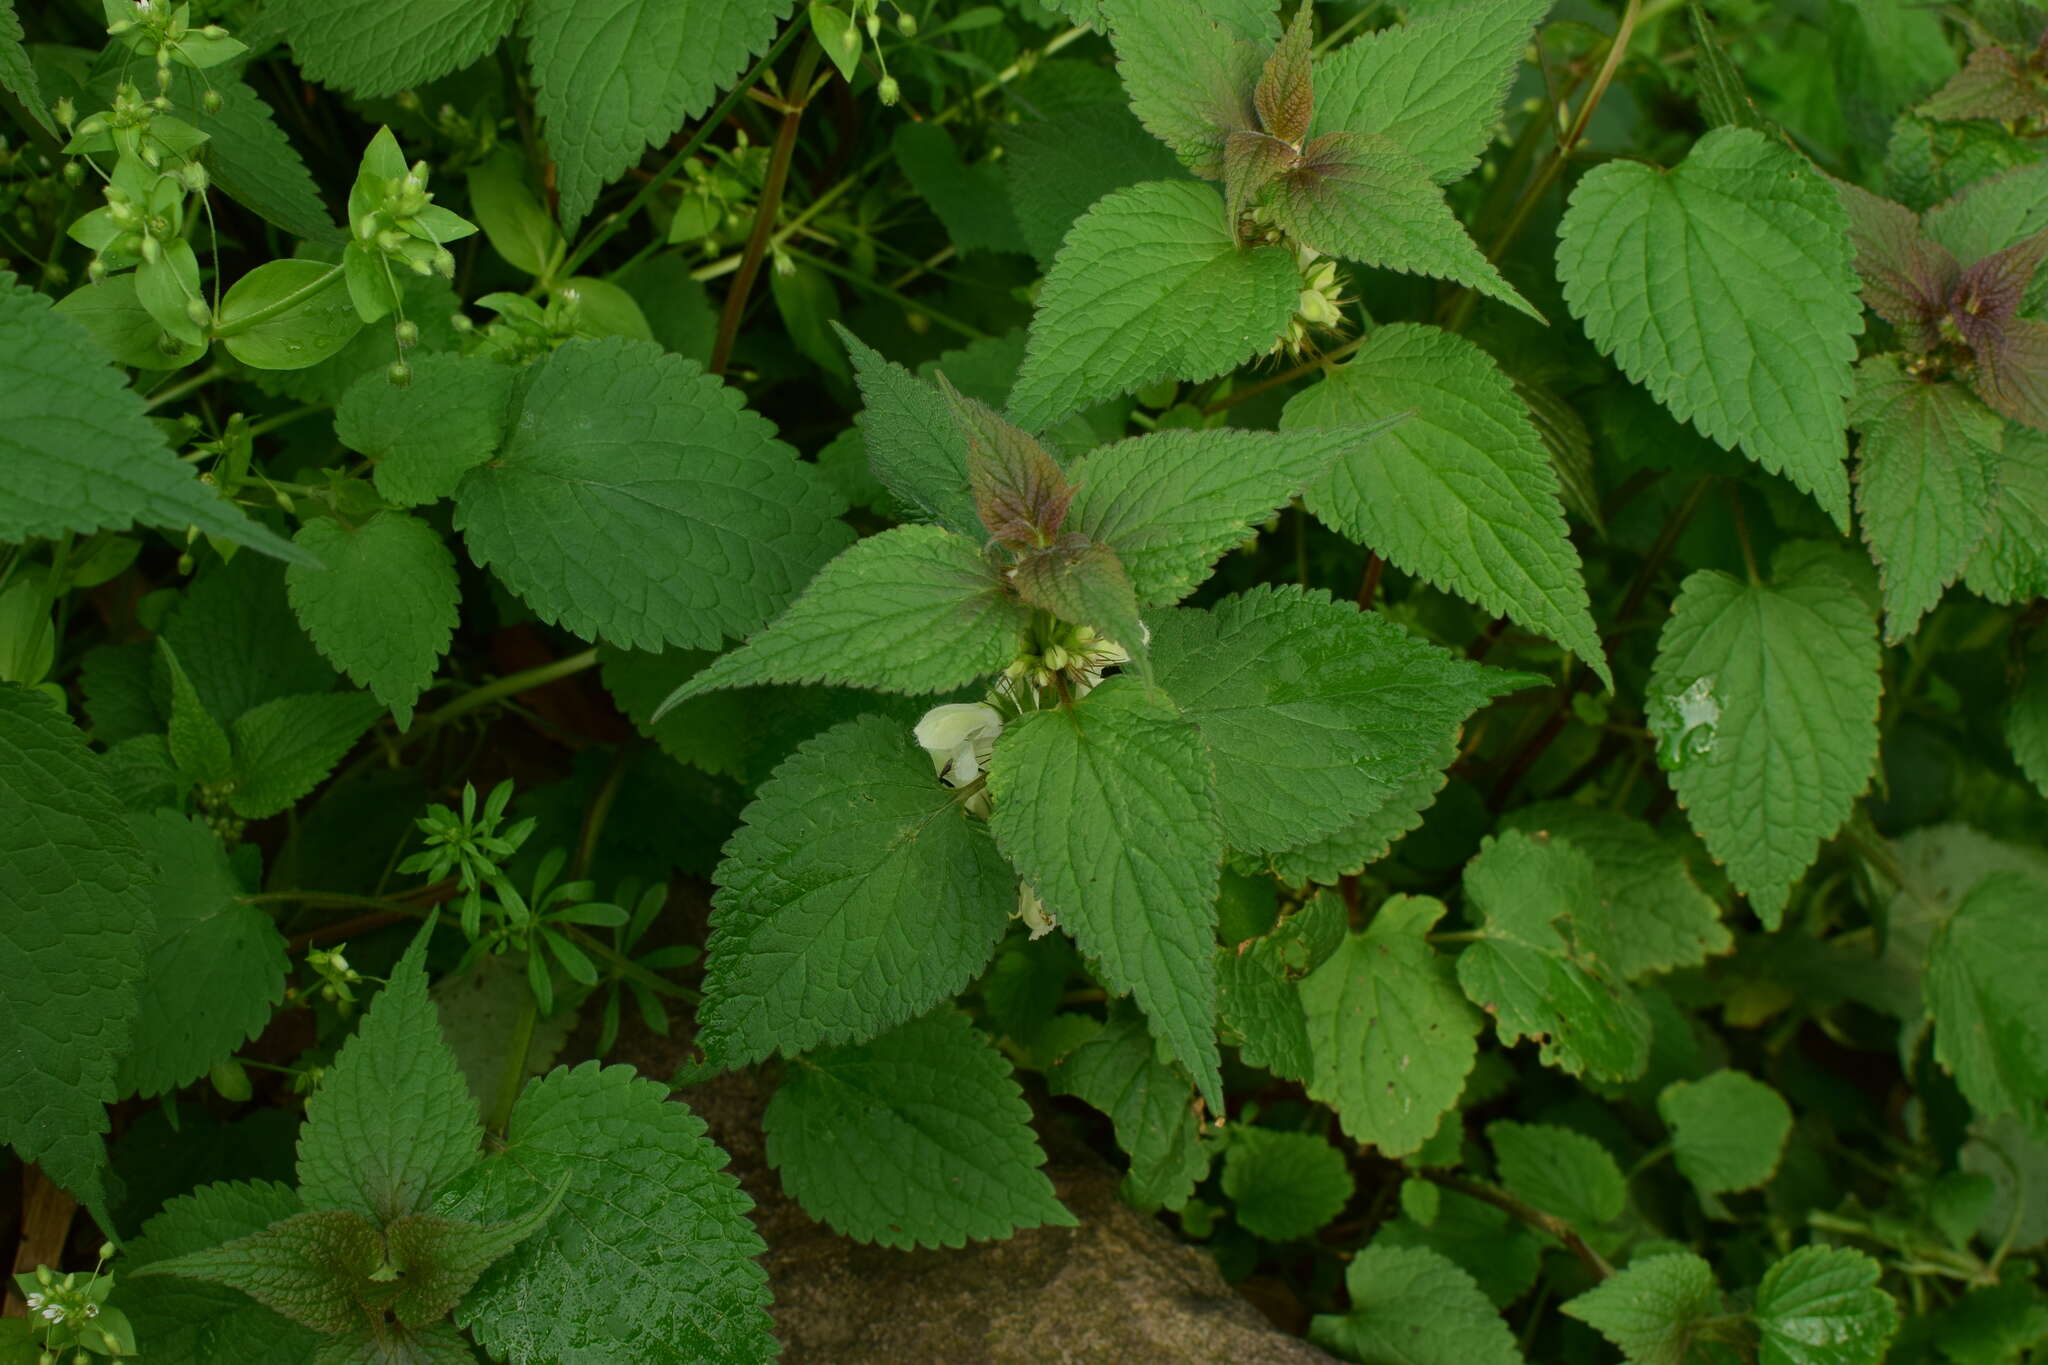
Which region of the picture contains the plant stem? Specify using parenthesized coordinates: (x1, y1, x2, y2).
(710, 39, 825, 374)
(1426, 1172, 1612, 1279)
(141, 362, 229, 410)
(403, 647, 601, 743)
(490, 992, 538, 1136)
(786, 245, 990, 340)
(209, 262, 345, 337)
(559, 20, 808, 277)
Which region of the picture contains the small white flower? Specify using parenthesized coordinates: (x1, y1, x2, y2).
(914, 703, 1004, 789)
(1016, 882, 1056, 940)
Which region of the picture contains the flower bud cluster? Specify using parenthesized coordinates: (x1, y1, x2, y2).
(352, 157, 459, 280)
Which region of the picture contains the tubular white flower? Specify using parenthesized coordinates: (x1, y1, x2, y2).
(1016, 882, 1056, 940)
(914, 702, 1005, 788)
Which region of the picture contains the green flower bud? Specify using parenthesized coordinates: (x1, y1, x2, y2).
(106, 18, 134, 35)
(178, 160, 208, 193)
(274, 488, 294, 513)
(449, 312, 474, 333)
(156, 64, 173, 93)
(433, 247, 456, 278)
(896, 9, 916, 36)
(860, 14, 877, 43)
(53, 97, 75, 129)
(394, 319, 420, 348)
(36, 1266, 53, 1286)
(62, 160, 84, 186)
(97, 1242, 115, 1262)
(387, 360, 413, 387)
(200, 24, 229, 38)
(184, 296, 211, 328)
(138, 233, 161, 265)
(200, 86, 224, 114)
(877, 75, 900, 106)
(395, 90, 422, 111)
(176, 551, 194, 575)
(87, 258, 108, 285)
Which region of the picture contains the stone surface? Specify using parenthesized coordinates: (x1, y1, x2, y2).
(607, 1031, 1337, 1365)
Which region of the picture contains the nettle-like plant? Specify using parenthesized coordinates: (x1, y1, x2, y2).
(6, 0, 2048, 1362)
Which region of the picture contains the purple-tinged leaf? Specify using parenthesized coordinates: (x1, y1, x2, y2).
(1256, 4, 1316, 145)
(1010, 537, 1146, 666)
(1920, 43, 2045, 122)
(943, 376, 1076, 550)
(1224, 129, 1299, 233)
(1970, 317, 2048, 431)
(1836, 181, 1957, 346)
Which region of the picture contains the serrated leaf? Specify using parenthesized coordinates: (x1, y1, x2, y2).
(1557, 127, 1864, 529)
(1488, 1120, 1626, 1230)
(1300, 895, 1481, 1156)
(1562, 1253, 1724, 1365)
(892, 122, 1029, 256)
(949, 378, 1076, 548)
(380, 1195, 565, 1327)
(287, 513, 460, 730)
(1269, 758, 1455, 885)
(1646, 560, 1882, 926)
(1375, 1189, 1543, 1310)
(1311, 0, 1553, 184)
(0, 275, 309, 563)
(1155, 585, 1519, 855)
(1103, 0, 1263, 177)
(700, 715, 1016, 1067)
(297, 925, 481, 1224)
(1063, 425, 1398, 606)
(1008, 180, 1300, 432)
(228, 692, 385, 819)
(335, 354, 515, 509)
(161, 638, 233, 785)
(1928, 871, 2048, 1135)
(763, 1010, 1073, 1249)
(1217, 891, 1348, 1082)
(0, 0, 52, 135)
(1001, 97, 1190, 263)
(1966, 426, 2048, 604)
(1284, 323, 1610, 688)
(1047, 1012, 1211, 1211)
(1457, 832, 1651, 1082)
(118, 812, 287, 1099)
(1499, 802, 1731, 980)
(1272, 132, 1540, 318)
(124, 1181, 323, 1364)
(1753, 1246, 1899, 1365)
(276, 0, 519, 96)
(164, 69, 337, 243)
(522, 0, 789, 229)
(1850, 359, 2002, 642)
(836, 325, 983, 538)
(1221, 1127, 1354, 1241)
(1010, 539, 1146, 664)
(2010, 662, 2048, 798)
(1923, 161, 2048, 265)
(1254, 4, 1315, 144)
(988, 678, 1224, 1109)
(1658, 1069, 1793, 1196)
(0, 685, 152, 1211)
(452, 337, 852, 652)
(435, 1063, 771, 1363)
(1310, 1244, 1526, 1365)
(161, 555, 340, 723)
(653, 525, 1023, 710)
(143, 1206, 384, 1333)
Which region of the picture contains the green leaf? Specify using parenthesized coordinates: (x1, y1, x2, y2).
(0, 275, 308, 563)
(657, 526, 1023, 709)
(297, 925, 481, 1224)
(1850, 359, 2003, 642)
(1646, 560, 1882, 926)
(1753, 1246, 1899, 1365)
(1457, 831, 1651, 1082)
(1309, 1244, 1526, 1365)
(466, 151, 563, 279)
(228, 692, 385, 819)
(1221, 1127, 1355, 1241)
(522, 0, 789, 229)
(435, 1063, 771, 1363)
(276, 0, 519, 96)
(1283, 323, 1610, 688)
(1488, 1120, 1626, 1231)
(1658, 1069, 1793, 1196)
(2010, 661, 2048, 798)
(1155, 585, 1528, 856)
(1047, 1012, 1211, 1211)
(699, 716, 1017, 1067)
(893, 123, 1029, 256)
(142, 1206, 383, 1333)
(287, 513, 460, 730)
(453, 337, 852, 651)
(0, 685, 152, 1211)
(1375, 1189, 1543, 1311)
(161, 555, 340, 723)
(334, 353, 515, 509)
(1063, 426, 1398, 606)
(1300, 895, 1481, 1156)
(988, 677, 1224, 1109)
(379, 1196, 566, 1327)
(217, 260, 367, 372)
(161, 638, 234, 785)
(1001, 97, 1189, 263)
(117, 812, 288, 1099)
(763, 1010, 1073, 1249)
(1271, 133, 1540, 319)
(1011, 539, 1147, 664)
(836, 326, 984, 539)
(1311, 0, 1554, 184)
(1562, 1253, 1725, 1365)
(124, 1182, 322, 1364)
(1928, 871, 2048, 1134)
(1102, 0, 1264, 177)
(1008, 180, 1300, 432)
(1556, 127, 1864, 529)
(1966, 426, 2048, 605)
(1498, 802, 1731, 980)
(0, 0, 52, 135)
(1216, 891, 1347, 1083)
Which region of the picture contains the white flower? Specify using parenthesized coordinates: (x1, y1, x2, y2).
(1016, 882, 1057, 940)
(914, 703, 1005, 789)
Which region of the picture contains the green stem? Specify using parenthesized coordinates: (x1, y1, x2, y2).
(403, 647, 601, 742)
(210, 262, 345, 337)
(1426, 1172, 1612, 1280)
(141, 361, 229, 411)
(244, 403, 323, 440)
(560, 20, 809, 277)
(565, 925, 699, 1002)
(785, 246, 990, 341)
(490, 992, 539, 1135)
(710, 38, 825, 374)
